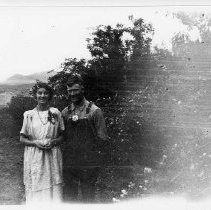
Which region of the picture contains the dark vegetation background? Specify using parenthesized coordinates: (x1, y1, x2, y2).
(1, 13, 211, 204)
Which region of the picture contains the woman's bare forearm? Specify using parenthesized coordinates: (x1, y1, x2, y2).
(20, 133, 64, 149)
(20, 135, 49, 150)
(20, 135, 36, 147)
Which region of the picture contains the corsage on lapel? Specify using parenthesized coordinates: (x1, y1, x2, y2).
(72, 114, 79, 122)
(48, 109, 58, 124)
(68, 104, 79, 123)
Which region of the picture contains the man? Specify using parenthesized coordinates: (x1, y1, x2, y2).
(62, 73, 108, 203)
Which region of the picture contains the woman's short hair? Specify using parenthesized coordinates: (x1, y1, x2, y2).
(66, 73, 84, 87)
(31, 81, 54, 101)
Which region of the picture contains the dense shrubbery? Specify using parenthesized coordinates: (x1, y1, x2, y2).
(0, 107, 17, 137)
(6, 95, 36, 130)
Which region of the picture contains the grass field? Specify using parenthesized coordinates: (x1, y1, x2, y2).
(0, 136, 24, 204)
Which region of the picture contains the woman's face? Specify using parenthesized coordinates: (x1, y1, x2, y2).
(36, 87, 50, 105)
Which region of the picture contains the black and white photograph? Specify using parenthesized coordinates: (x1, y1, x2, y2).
(0, 0, 211, 209)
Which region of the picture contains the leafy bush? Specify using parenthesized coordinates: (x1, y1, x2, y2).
(0, 107, 18, 137)
(6, 95, 36, 130)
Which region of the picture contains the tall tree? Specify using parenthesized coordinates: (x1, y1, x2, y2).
(126, 18, 154, 78)
(49, 17, 155, 104)
(87, 24, 129, 87)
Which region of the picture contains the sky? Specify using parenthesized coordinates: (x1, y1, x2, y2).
(0, 0, 210, 82)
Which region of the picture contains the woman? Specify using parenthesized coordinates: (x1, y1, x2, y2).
(20, 82, 64, 204)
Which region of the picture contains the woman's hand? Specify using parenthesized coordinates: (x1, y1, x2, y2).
(33, 140, 49, 150)
(33, 137, 62, 150)
(41, 139, 53, 150)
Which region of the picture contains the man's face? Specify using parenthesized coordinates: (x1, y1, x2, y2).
(67, 83, 84, 104)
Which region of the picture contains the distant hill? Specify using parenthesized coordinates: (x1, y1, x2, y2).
(0, 71, 57, 107)
(1, 70, 56, 85)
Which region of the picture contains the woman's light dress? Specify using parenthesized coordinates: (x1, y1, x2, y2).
(20, 107, 64, 204)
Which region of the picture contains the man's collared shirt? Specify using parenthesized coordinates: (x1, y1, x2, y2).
(62, 99, 108, 142)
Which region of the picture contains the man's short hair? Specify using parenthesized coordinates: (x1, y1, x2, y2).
(66, 73, 84, 87)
